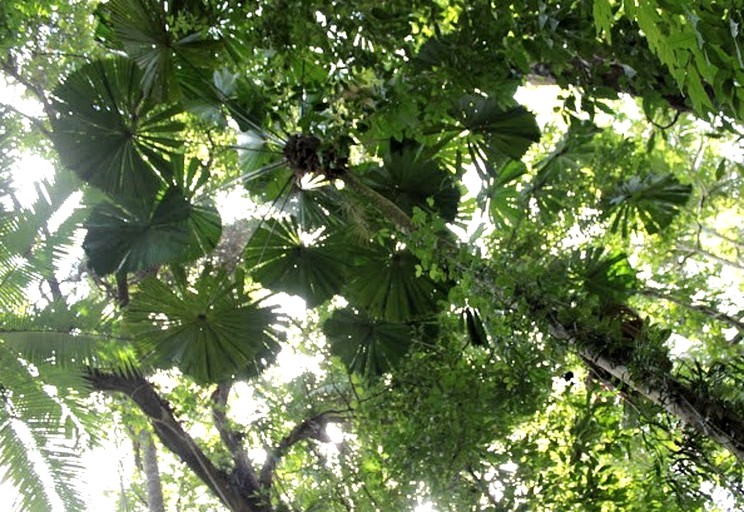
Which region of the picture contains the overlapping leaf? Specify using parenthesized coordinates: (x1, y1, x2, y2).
(529, 120, 600, 217)
(602, 173, 692, 236)
(243, 218, 350, 307)
(362, 140, 460, 221)
(126, 274, 279, 383)
(345, 246, 445, 323)
(323, 307, 416, 378)
(83, 186, 221, 275)
(51, 57, 184, 209)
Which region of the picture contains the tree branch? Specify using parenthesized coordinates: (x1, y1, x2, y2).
(116, 273, 130, 308)
(87, 370, 271, 512)
(466, 466, 501, 509)
(676, 243, 744, 271)
(1, 58, 56, 121)
(259, 410, 346, 489)
(640, 287, 744, 336)
(0, 103, 52, 138)
(545, 319, 744, 462)
(210, 383, 263, 494)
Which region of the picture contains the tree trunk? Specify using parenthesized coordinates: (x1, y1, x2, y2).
(140, 429, 166, 512)
(87, 370, 273, 512)
(546, 319, 744, 461)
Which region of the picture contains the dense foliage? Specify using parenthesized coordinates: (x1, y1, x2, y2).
(2, 1, 744, 511)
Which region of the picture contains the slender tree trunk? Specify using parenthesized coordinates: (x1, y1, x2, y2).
(140, 429, 166, 512)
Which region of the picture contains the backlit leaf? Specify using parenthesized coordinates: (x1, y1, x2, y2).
(51, 57, 184, 210)
(126, 273, 279, 383)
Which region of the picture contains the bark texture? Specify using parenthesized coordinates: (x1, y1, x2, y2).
(88, 370, 343, 512)
(87, 370, 272, 512)
(546, 320, 744, 461)
(140, 429, 166, 512)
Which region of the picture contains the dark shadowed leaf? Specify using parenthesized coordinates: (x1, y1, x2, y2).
(83, 187, 221, 275)
(324, 307, 416, 378)
(345, 246, 445, 322)
(579, 249, 639, 305)
(362, 140, 461, 221)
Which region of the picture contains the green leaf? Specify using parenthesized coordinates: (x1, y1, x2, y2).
(603, 173, 692, 236)
(0, 344, 90, 512)
(464, 307, 488, 347)
(126, 273, 279, 383)
(103, 0, 223, 100)
(454, 95, 541, 160)
(51, 57, 184, 210)
(529, 120, 600, 216)
(488, 160, 527, 229)
(580, 249, 638, 305)
(362, 139, 460, 221)
(83, 186, 221, 275)
(323, 307, 416, 378)
(593, 0, 614, 43)
(685, 65, 714, 113)
(345, 246, 445, 322)
(243, 219, 351, 307)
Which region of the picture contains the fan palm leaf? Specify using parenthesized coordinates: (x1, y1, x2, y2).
(243, 218, 351, 307)
(51, 57, 184, 211)
(82, 185, 221, 275)
(125, 272, 280, 383)
(323, 307, 418, 379)
(603, 173, 692, 236)
(345, 246, 445, 323)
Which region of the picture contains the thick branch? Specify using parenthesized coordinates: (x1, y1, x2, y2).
(259, 411, 344, 489)
(546, 320, 744, 461)
(87, 370, 270, 512)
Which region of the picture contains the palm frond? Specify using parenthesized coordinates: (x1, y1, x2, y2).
(0, 301, 131, 374)
(0, 344, 90, 512)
